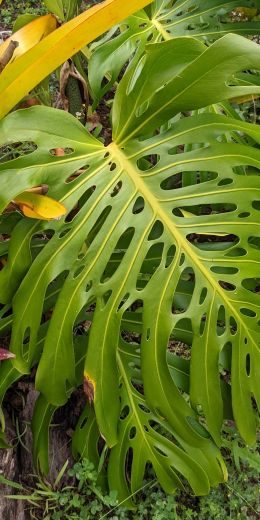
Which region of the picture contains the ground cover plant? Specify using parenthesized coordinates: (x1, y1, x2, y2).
(0, 0, 259, 516)
(2, 427, 260, 518)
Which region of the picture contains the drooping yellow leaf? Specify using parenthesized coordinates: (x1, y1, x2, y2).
(0, 14, 58, 63)
(13, 192, 67, 220)
(0, 0, 152, 119)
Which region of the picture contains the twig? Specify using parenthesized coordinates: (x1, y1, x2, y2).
(0, 40, 19, 72)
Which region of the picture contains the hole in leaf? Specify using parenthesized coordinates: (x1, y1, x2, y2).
(73, 264, 85, 279)
(240, 308, 256, 318)
(23, 327, 30, 345)
(246, 353, 250, 376)
(65, 186, 96, 223)
(218, 178, 233, 186)
(137, 154, 160, 171)
(125, 447, 133, 482)
(50, 147, 74, 155)
(132, 196, 145, 214)
(199, 287, 208, 305)
(85, 281, 92, 292)
(110, 181, 122, 198)
(137, 242, 164, 290)
(248, 236, 260, 250)
(154, 446, 168, 457)
(131, 378, 144, 395)
(117, 293, 130, 312)
(217, 305, 226, 336)
(100, 227, 135, 283)
(161, 171, 218, 190)
(242, 278, 260, 294)
(80, 417, 88, 429)
(211, 266, 238, 274)
(59, 228, 71, 238)
(129, 426, 136, 440)
(226, 247, 247, 257)
(148, 220, 164, 240)
(230, 316, 237, 335)
(218, 280, 236, 291)
(101, 289, 112, 307)
(120, 405, 130, 420)
(172, 267, 194, 314)
(238, 212, 250, 218)
(170, 317, 193, 349)
(200, 314, 207, 335)
(121, 328, 141, 345)
(101, 75, 110, 88)
(177, 203, 236, 216)
(109, 162, 116, 172)
(252, 201, 260, 211)
(138, 403, 150, 414)
(65, 166, 89, 183)
(86, 206, 112, 248)
(179, 254, 185, 266)
(165, 245, 176, 268)
(0, 141, 37, 162)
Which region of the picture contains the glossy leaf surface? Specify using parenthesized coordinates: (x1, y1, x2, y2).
(0, 14, 58, 61)
(0, 34, 259, 500)
(89, 0, 260, 102)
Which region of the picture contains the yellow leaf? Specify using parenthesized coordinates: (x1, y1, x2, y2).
(0, 14, 58, 63)
(13, 192, 67, 220)
(0, 0, 152, 119)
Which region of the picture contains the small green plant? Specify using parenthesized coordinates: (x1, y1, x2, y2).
(3, 430, 260, 519)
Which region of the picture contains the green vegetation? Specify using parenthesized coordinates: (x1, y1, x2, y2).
(0, 0, 259, 518)
(3, 427, 260, 519)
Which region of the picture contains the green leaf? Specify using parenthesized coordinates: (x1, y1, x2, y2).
(112, 35, 260, 143)
(32, 332, 87, 473)
(43, 0, 65, 20)
(89, 0, 260, 102)
(0, 34, 260, 499)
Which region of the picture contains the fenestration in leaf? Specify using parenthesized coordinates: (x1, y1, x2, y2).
(0, 34, 259, 502)
(88, 0, 260, 102)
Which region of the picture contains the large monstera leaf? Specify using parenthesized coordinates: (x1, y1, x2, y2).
(0, 34, 260, 500)
(89, 0, 260, 102)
